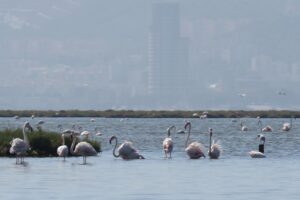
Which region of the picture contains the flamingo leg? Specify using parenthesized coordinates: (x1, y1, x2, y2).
(82, 156, 87, 165)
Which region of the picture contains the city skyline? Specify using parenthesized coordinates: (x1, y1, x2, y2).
(0, 0, 300, 110)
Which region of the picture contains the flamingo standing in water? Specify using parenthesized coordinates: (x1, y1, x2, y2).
(282, 117, 295, 131)
(70, 133, 97, 164)
(184, 122, 205, 159)
(163, 125, 175, 159)
(109, 136, 144, 160)
(249, 134, 266, 158)
(208, 128, 222, 159)
(258, 118, 272, 132)
(57, 133, 69, 161)
(10, 122, 33, 164)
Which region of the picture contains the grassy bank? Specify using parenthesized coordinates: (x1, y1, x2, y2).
(0, 129, 101, 157)
(0, 109, 299, 118)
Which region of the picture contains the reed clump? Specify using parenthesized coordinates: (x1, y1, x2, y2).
(0, 129, 101, 157)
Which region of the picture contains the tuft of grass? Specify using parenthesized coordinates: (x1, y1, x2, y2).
(0, 129, 101, 157)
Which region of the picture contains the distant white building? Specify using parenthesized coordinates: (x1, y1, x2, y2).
(148, 3, 189, 106)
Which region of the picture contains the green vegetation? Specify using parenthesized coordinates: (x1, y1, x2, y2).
(0, 109, 299, 118)
(0, 129, 101, 157)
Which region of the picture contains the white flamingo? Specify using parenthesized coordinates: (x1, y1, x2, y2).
(57, 134, 69, 161)
(208, 128, 222, 159)
(70, 133, 97, 164)
(240, 122, 248, 131)
(184, 122, 205, 159)
(249, 134, 266, 158)
(258, 119, 272, 132)
(10, 121, 33, 164)
(163, 125, 175, 159)
(282, 117, 295, 131)
(95, 127, 102, 136)
(109, 136, 145, 160)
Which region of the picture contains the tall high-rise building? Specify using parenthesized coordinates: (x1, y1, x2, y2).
(148, 3, 189, 107)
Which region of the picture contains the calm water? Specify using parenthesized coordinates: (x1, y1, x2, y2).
(0, 117, 300, 200)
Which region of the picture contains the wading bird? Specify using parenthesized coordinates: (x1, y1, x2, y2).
(70, 133, 97, 164)
(163, 125, 175, 159)
(184, 122, 205, 159)
(249, 134, 266, 158)
(109, 136, 144, 160)
(57, 133, 69, 161)
(208, 128, 222, 159)
(10, 122, 33, 164)
(282, 117, 295, 131)
(258, 118, 272, 132)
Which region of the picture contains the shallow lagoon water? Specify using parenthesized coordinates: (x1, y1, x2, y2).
(1, 117, 300, 199)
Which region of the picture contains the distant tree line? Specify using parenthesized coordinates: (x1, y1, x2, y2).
(0, 110, 299, 118)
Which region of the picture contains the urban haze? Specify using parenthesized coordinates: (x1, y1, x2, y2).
(1, 0, 299, 110)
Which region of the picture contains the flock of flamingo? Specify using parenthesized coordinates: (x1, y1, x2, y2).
(7, 116, 296, 165)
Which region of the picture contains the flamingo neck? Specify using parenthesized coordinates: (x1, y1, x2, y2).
(70, 136, 77, 155)
(168, 126, 175, 137)
(209, 133, 212, 154)
(62, 135, 65, 145)
(112, 137, 120, 158)
(23, 125, 29, 145)
(258, 120, 263, 132)
(185, 126, 191, 148)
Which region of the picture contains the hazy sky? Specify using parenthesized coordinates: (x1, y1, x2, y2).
(1, 0, 300, 110)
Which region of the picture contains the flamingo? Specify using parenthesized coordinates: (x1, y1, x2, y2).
(95, 127, 102, 136)
(70, 133, 97, 164)
(184, 122, 205, 159)
(109, 136, 145, 160)
(163, 125, 175, 159)
(258, 119, 272, 132)
(240, 122, 248, 131)
(57, 134, 69, 161)
(282, 117, 295, 131)
(249, 134, 266, 158)
(208, 128, 222, 159)
(10, 121, 33, 164)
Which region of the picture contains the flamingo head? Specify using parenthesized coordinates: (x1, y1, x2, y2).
(24, 122, 33, 132)
(184, 122, 191, 130)
(257, 134, 265, 143)
(209, 128, 213, 136)
(167, 125, 176, 137)
(109, 135, 117, 144)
